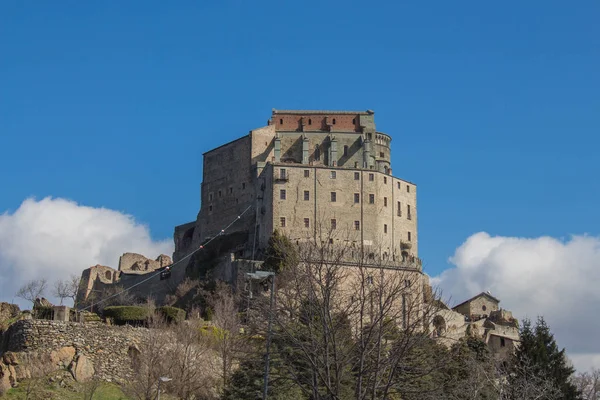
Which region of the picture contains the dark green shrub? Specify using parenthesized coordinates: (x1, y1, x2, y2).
(103, 306, 150, 325)
(157, 306, 186, 323)
(33, 305, 53, 320)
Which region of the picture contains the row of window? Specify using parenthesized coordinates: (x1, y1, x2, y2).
(279, 189, 413, 219)
(280, 168, 411, 192)
(279, 216, 412, 240)
(208, 182, 247, 202)
(280, 118, 345, 125)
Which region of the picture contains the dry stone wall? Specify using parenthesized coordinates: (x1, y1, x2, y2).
(1, 320, 147, 386)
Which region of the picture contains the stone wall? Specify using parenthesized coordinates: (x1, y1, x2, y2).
(118, 253, 172, 274)
(0, 319, 148, 391)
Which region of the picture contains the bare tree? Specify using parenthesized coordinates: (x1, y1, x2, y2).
(20, 352, 55, 400)
(53, 274, 80, 306)
(573, 368, 600, 400)
(16, 278, 48, 307)
(208, 281, 245, 391)
(122, 316, 172, 400)
(169, 317, 219, 400)
(81, 376, 103, 400)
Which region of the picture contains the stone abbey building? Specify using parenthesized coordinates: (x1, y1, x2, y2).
(174, 109, 420, 268)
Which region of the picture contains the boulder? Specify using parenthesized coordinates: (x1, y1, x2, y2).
(2, 352, 20, 365)
(0, 363, 11, 394)
(71, 354, 95, 382)
(50, 346, 76, 367)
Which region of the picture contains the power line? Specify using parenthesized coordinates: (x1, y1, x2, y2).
(79, 205, 253, 312)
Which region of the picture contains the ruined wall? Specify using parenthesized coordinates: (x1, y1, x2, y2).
(118, 253, 172, 274)
(1, 320, 146, 384)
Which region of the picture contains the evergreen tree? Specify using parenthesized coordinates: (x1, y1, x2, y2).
(513, 317, 581, 400)
(263, 230, 299, 273)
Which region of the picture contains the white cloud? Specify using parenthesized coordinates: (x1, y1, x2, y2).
(433, 232, 600, 372)
(0, 197, 173, 307)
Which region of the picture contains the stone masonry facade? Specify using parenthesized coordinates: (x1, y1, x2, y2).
(174, 109, 420, 268)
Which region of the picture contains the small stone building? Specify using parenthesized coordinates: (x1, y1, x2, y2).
(452, 291, 500, 321)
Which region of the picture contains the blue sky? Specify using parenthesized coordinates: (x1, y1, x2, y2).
(1, 2, 598, 283)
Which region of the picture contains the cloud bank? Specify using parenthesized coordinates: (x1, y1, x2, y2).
(0, 197, 173, 306)
(433, 232, 600, 372)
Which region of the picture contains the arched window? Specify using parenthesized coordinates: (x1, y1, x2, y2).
(332, 118, 336, 125)
(280, 118, 283, 124)
(308, 118, 312, 125)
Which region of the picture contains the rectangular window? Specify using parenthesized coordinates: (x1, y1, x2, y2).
(354, 193, 360, 203)
(369, 194, 375, 204)
(209, 205, 213, 212)
(331, 192, 337, 202)
(397, 201, 402, 216)
(407, 185, 410, 193)
(380, 152, 384, 158)
(369, 173, 374, 181)
(209, 193, 213, 201)
(229, 187, 233, 194)
(304, 190, 310, 201)
(331, 219, 337, 230)
(330, 171, 336, 179)
(242, 183, 246, 189)
(354, 221, 360, 230)
(397, 182, 401, 189)
(366, 275, 373, 285)
(304, 218, 310, 228)
(280, 189, 286, 200)
(407, 205, 412, 220)
(354, 172, 360, 180)
(384, 224, 388, 234)
(384, 197, 388, 207)
(280, 169, 286, 179)
(218, 190, 222, 197)
(405, 279, 411, 288)
(384, 177, 387, 184)
(280, 217, 286, 227)
(408, 231, 412, 241)
(304, 169, 310, 177)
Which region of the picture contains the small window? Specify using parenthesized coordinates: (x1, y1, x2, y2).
(405, 279, 411, 288)
(354, 221, 360, 230)
(500, 337, 506, 347)
(384, 197, 388, 207)
(280, 169, 286, 179)
(304, 218, 310, 228)
(354, 172, 360, 180)
(209, 205, 213, 212)
(397, 201, 401, 216)
(209, 193, 213, 201)
(384, 224, 388, 234)
(329, 238, 334, 244)
(332, 118, 336, 125)
(331, 219, 337, 230)
(304, 190, 310, 201)
(408, 232, 412, 241)
(280, 189, 286, 200)
(384, 177, 387, 184)
(369, 173, 374, 181)
(242, 183, 246, 189)
(229, 187, 233, 194)
(407, 185, 410, 193)
(352, 118, 356, 124)
(343, 145, 348, 156)
(304, 169, 310, 177)
(331, 192, 337, 202)
(407, 205, 412, 220)
(308, 118, 312, 125)
(280, 118, 283, 124)
(280, 217, 286, 227)
(366, 275, 373, 285)
(315, 145, 320, 161)
(482, 305, 487, 312)
(218, 190, 222, 197)
(397, 182, 401, 189)
(369, 194, 375, 204)
(330, 171, 336, 179)
(354, 193, 360, 203)
(380, 152, 384, 158)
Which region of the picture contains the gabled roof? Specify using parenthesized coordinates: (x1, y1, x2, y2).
(452, 292, 500, 311)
